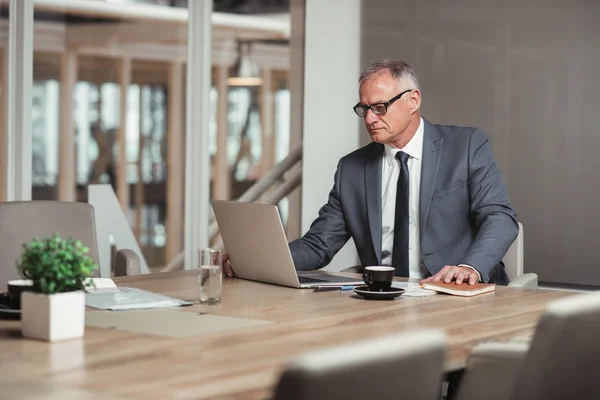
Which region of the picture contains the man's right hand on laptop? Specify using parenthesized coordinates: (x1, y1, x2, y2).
(222, 252, 235, 278)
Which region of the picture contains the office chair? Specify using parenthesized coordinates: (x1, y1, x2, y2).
(0, 201, 140, 288)
(504, 222, 538, 289)
(455, 290, 600, 400)
(273, 329, 446, 400)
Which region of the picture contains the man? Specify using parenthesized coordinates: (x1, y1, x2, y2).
(225, 60, 517, 286)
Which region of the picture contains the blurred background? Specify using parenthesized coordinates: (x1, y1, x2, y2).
(6, 0, 292, 271)
(2, 0, 600, 287)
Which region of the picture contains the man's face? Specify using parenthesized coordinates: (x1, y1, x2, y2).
(358, 72, 418, 146)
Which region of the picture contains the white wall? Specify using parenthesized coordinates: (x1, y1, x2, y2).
(302, 0, 362, 271)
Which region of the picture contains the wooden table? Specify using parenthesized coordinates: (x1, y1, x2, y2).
(0, 271, 575, 399)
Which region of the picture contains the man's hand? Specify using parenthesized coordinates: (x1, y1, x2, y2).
(420, 265, 479, 286)
(222, 253, 235, 278)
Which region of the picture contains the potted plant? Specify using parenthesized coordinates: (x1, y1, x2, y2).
(16, 234, 98, 341)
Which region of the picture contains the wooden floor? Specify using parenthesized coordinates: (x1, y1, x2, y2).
(0, 271, 576, 399)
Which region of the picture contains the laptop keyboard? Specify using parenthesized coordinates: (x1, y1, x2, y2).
(298, 275, 328, 284)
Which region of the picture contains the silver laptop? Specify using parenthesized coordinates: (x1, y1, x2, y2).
(211, 200, 364, 288)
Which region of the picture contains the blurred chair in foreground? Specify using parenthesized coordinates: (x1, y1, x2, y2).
(273, 329, 447, 400)
(455, 291, 600, 400)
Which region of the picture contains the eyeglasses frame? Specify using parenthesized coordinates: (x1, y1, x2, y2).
(353, 88, 414, 117)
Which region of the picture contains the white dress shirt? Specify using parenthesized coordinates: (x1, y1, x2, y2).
(380, 118, 480, 280)
(381, 118, 427, 278)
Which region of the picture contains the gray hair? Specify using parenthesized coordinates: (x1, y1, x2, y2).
(359, 60, 420, 90)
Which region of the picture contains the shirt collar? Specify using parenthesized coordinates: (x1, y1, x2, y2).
(384, 117, 424, 165)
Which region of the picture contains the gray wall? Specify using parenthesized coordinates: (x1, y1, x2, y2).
(361, 0, 600, 286)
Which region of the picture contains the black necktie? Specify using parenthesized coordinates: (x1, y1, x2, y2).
(392, 151, 410, 277)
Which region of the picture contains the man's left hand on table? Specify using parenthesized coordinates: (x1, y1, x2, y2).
(420, 265, 479, 286)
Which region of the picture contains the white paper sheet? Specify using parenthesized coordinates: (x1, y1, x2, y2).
(402, 287, 438, 297)
(89, 277, 118, 289)
(391, 281, 438, 297)
(391, 281, 421, 289)
(85, 287, 192, 311)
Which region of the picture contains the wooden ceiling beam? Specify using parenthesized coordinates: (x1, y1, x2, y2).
(66, 22, 187, 48)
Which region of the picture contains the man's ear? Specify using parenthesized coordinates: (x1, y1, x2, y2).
(409, 89, 421, 114)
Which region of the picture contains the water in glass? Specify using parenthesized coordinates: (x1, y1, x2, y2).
(199, 264, 222, 304)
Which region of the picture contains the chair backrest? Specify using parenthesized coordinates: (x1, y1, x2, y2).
(273, 329, 446, 400)
(510, 291, 600, 400)
(502, 221, 524, 281)
(0, 201, 100, 289)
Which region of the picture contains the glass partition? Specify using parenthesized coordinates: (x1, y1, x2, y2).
(27, 0, 293, 272)
(32, 1, 188, 272)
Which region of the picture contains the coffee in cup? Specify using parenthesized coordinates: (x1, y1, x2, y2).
(7, 279, 33, 309)
(363, 266, 395, 291)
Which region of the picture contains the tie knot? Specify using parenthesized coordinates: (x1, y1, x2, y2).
(395, 151, 410, 165)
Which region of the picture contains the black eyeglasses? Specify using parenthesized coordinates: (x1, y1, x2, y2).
(353, 89, 414, 117)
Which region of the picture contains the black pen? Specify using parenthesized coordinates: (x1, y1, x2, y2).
(313, 285, 355, 292)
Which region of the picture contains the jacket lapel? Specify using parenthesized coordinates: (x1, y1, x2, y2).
(419, 120, 443, 230)
(365, 144, 383, 264)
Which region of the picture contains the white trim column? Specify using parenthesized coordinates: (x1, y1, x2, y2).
(5, 0, 33, 201)
(0, 49, 7, 201)
(166, 62, 184, 264)
(117, 58, 131, 211)
(184, 0, 212, 269)
(58, 50, 77, 201)
(134, 87, 144, 240)
(213, 65, 230, 200)
(302, 0, 361, 271)
(287, 0, 305, 240)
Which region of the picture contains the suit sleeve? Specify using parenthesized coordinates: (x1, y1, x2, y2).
(458, 129, 519, 282)
(288, 159, 351, 270)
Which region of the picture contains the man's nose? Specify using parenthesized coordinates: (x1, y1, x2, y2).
(365, 108, 379, 124)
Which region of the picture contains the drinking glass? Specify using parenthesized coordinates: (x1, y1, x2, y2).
(198, 248, 222, 305)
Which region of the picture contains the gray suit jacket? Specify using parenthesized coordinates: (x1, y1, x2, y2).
(289, 119, 518, 283)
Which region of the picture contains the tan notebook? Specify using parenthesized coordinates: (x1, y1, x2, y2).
(422, 282, 496, 297)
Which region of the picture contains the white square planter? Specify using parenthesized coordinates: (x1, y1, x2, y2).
(21, 290, 85, 342)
